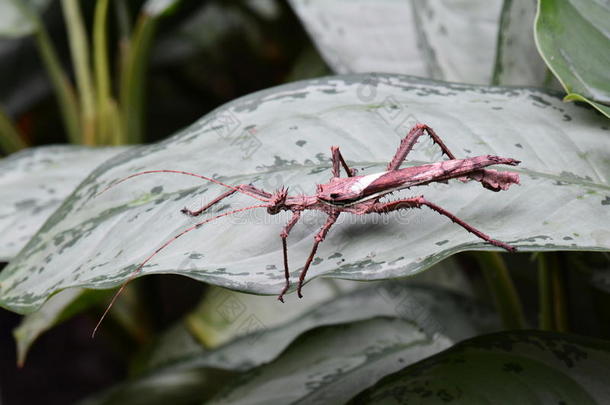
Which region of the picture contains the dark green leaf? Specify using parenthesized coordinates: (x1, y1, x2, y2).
(352, 330, 610, 404)
(535, 0, 610, 118)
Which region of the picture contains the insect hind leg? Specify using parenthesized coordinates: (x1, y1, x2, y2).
(370, 196, 516, 252)
(387, 124, 456, 171)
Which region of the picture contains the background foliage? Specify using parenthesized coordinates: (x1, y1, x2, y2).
(0, 1, 608, 404)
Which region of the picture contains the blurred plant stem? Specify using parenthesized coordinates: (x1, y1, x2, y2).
(94, 0, 124, 145)
(0, 107, 28, 153)
(476, 251, 526, 329)
(537, 253, 553, 330)
(536, 253, 569, 332)
(120, 11, 158, 144)
(10, 0, 83, 144)
(61, 0, 97, 145)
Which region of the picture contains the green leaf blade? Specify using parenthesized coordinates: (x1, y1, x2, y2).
(535, 0, 610, 112)
(351, 330, 610, 404)
(0, 75, 608, 314)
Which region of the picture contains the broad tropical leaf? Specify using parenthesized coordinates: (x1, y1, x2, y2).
(0, 145, 128, 261)
(0, 74, 609, 314)
(185, 258, 473, 348)
(289, 0, 503, 84)
(208, 318, 451, 405)
(352, 330, 610, 404)
(82, 282, 494, 405)
(535, 0, 610, 118)
(492, 0, 548, 86)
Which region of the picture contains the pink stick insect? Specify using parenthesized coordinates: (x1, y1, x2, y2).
(92, 124, 520, 335)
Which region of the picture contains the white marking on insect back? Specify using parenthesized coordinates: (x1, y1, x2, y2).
(350, 172, 387, 193)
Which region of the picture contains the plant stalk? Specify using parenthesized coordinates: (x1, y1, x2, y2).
(550, 253, 569, 332)
(477, 251, 526, 329)
(0, 107, 28, 154)
(62, 0, 97, 145)
(537, 253, 553, 330)
(94, 0, 123, 145)
(19, 0, 81, 144)
(119, 13, 158, 144)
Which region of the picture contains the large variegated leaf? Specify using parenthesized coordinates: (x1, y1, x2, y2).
(186, 259, 472, 348)
(493, 0, 548, 86)
(535, 0, 610, 118)
(352, 330, 610, 404)
(289, 0, 502, 84)
(83, 282, 493, 405)
(0, 145, 129, 261)
(208, 318, 451, 405)
(1, 74, 609, 314)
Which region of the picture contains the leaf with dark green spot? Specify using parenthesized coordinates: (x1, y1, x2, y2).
(0, 145, 129, 261)
(0, 75, 608, 314)
(535, 0, 610, 119)
(351, 330, 610, 404)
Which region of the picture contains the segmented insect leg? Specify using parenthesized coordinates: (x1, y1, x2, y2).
(182, 184, 273, 217)
(297, 213, 340, 298)
(331, 146, 357, 177)
(370, 196, 516, 252)
(92, 203, 269, 337)
(387, 124, 456, 171)
(277, 211, 302, 303)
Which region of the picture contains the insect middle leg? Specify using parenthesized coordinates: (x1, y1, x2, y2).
(278, 210, 302, 303)
(370, 196, 516, 252)
(387, 124, 456, 171)
(297, 212, 340, 298)
(331, 146, 357, 178)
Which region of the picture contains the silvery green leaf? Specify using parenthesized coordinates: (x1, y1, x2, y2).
(352, 330, 610, 404)
(84, 283, 492, 405)
(0, 74, 608, 314)
(168, 283, 499, 373)
(0, 145, 129, 261)
(185, 258, 473, 349)
(289, 0, 502, 84)
(208, 318, 452, 405)
(492, 0, 548, 86)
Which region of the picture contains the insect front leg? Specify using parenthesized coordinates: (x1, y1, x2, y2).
(370, 196, 516, 252)
(181, 189, 237, 217)
(387, 124, 456, 171)
(277, 210, 302, 303)
(181, 184, 271, 217)
(297, 212, 340, 298)
(331, 146, 357, 178)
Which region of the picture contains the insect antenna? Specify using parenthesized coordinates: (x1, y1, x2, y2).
(92, 203, 269, 337)
(95, 169, 269, 202)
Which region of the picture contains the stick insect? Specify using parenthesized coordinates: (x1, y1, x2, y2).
(93, 124, 520, 335)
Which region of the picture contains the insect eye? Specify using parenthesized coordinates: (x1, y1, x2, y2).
(329, 193, 339, 199)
